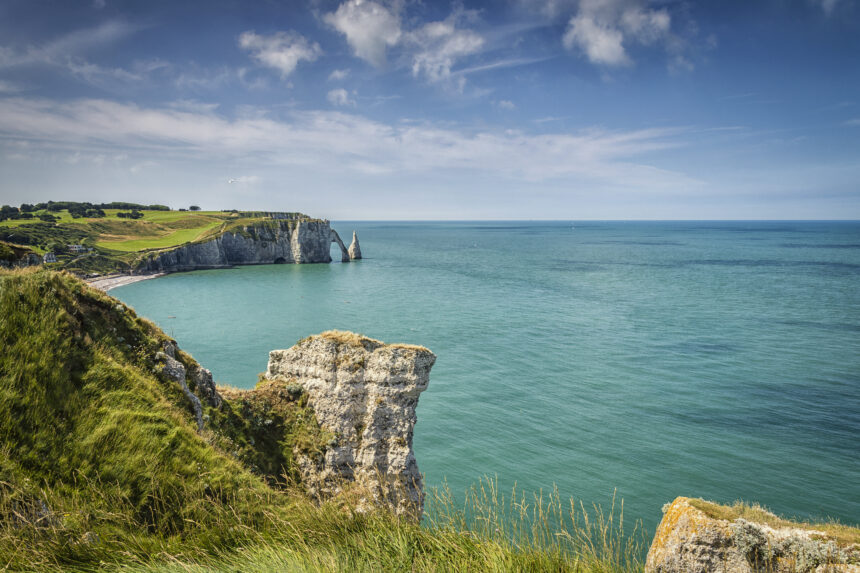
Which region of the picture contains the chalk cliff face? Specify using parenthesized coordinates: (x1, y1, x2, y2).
(135, 220, 352, 273)
(646, 497, 858, 573)
(265, 331, 435, 520)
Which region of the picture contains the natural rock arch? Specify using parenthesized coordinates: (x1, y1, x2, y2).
(329, 230, 351, 262)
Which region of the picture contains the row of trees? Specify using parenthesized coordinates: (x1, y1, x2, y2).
(1, 202, 206, 222)
(0, 206, 60, 223)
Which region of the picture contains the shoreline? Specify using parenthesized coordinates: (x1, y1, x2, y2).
(86, 273, 166, 292)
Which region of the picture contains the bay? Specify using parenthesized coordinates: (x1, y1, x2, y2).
(112, 221, 860, 533)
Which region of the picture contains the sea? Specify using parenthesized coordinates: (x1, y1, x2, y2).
(111, 221, 860, 534)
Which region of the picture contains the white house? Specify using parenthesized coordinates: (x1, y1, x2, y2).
(43, 252, 57, 263)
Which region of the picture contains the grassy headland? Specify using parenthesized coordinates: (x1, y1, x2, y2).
(0, 202, 309, 275)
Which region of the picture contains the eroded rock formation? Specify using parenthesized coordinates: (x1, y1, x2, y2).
(135, 219, 348, 273)
(265, 331, 435, 520)
(348, 231, 362, 260)
(329, 229, 351, 262)
(646, 497, 858, 573)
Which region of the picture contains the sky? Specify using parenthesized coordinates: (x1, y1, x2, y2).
(0, 0, 858, 220)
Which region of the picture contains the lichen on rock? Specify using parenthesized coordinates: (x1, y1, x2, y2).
(265, 330, 435, 520)
(646, 497, 860, 573)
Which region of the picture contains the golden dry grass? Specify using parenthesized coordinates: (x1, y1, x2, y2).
(688, 499, 860, 546)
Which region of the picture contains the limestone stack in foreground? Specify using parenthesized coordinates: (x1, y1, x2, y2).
(266, 331, 435, 519)
(646, 497, 859, 573)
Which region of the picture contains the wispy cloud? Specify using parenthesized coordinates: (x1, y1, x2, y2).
(0, 97, 693, 188)
(0, 21, 137, 68)
(238, 31, 322, 78)
(407, 10, 484, 89)
(328, 68, 350, 81)
(0, 20, 147, 87)
(0, 79, 23, 93)
(452, 56, 551, 77)
(811, 0, 841, 15)
(327, 88, 356, 106)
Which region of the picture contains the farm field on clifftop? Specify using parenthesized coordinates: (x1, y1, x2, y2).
(0, 205, 307, 274)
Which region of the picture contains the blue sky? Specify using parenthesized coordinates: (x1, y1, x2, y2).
(0, 0, 858, 219)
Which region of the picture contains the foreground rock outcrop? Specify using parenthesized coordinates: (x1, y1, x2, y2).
(646, 497, 859, 573)
(155, 340, 222, 431)
(135, 219, 356, 273)
(265, 331, 435, 519)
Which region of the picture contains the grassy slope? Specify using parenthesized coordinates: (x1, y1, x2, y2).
(0, 269, 646, 572)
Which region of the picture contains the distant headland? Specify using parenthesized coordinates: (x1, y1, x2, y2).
(0, 201, 361, 289)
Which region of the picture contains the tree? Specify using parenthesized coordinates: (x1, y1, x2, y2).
(189, 205, 201, 211)
(19, 204, 34, 213)
(46, 241, 65, 254)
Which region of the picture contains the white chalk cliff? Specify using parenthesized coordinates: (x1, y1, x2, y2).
(266, 331, 435, 519)
(135, 219, 358, 273)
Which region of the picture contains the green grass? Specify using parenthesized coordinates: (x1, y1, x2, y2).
(94, 220, 224, 251)
(0, 208, 305, 274)
(0, 269, 647, 572)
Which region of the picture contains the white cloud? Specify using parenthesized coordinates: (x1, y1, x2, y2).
(408, 13, 485, 87)
(327, 88, 356, 106)
(92, 0, 106, 8)
(324, 1, 402, 67)
(0, 97, 693, 189)
(845, 118, 860, 127)
(228, 175, 261, 184)
(562, 0, 679, 68)
(497, 100, 516, 110)
(238, 31, 321, 78)
(328, 68, 350, 81)
(564, 13, 629, 66)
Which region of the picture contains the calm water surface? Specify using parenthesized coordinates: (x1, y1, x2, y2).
(113, 221, 860, 532)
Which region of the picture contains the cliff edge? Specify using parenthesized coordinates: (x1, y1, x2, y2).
(647, 497, 860, 573)
(266, 331, 435, 520)
(134, 219, 358, 273)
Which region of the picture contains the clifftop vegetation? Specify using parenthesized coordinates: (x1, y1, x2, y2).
(0, 268, 646, 572)
(1, 269, 856, 572)
(0, 203, 310, 275)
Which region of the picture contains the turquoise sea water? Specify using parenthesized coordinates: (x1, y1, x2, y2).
(112, 221, 860, 533)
